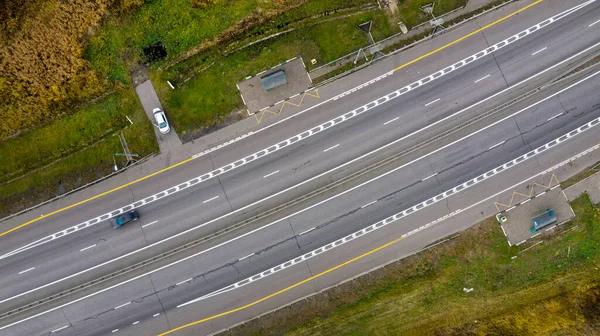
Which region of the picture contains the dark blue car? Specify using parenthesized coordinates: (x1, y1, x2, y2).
(111, 210, 139, 228)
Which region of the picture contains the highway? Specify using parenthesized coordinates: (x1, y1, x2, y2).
(1, 0, 599, 335)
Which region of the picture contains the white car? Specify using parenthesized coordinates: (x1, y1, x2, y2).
(153, 108, 170, 134)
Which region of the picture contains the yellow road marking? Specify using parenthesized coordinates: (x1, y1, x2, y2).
(254, 90, 321, 124)
(1, 0, 543, 237)
(0, 158, 194, 237)
(157, 235, 405, 335)
(494, 173, 560, 211)
(394, 0, 543, 72)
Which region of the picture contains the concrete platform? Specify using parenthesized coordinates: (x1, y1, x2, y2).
(237, 57, 312, 114)
(500, 187, 574, 246)
(563, 167, 600, 204)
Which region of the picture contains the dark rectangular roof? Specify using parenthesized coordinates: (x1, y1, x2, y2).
(261, 70, 287, 91)
(531, 209, 557, 232)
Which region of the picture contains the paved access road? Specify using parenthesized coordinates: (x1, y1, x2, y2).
(1, 0, 599, 335)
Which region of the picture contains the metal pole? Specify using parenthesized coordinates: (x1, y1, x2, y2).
(112, 155, 118, 172)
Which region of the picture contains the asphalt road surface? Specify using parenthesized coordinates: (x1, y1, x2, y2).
(1, 0, 599, 335)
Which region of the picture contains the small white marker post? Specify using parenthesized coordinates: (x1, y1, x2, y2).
(126, 116, 133, 125)
(167, 81, 175, 90)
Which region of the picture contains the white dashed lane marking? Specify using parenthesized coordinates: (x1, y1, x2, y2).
(474, 74, 491, 83)
(489, 141, 506, 150)
(18, 267, 34, 275)
(424, 98, 441, 107)
(239, 253, 254, 261)
(548, 112, 563, 121)
(202, 196, 219, 204)
(422, 173, 437, 181)
(263, 170, 279, 179)
(114, 302, 130, 310)
(323, 144, 339, 152)
(79, 244, 96, 252)
(299, 227, 316, 235)
(361, 200, 377, 208)
(589, 18, 600, 27)
(176, 278, 192, 286)
(142, 220, 158, 228)
(531, 46, 547, 55)
(384, 117, 400, 125)
(51, 326, 68, 333)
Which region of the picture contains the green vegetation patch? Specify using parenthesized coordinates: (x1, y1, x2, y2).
(86, 0, 275, 82)
(222, 195, 600, 336)
(0, 88, 157, 217)
(156, 8, 394, 132)
(398, 0, 467, 28)
(155, 0, 469, 136)
(561, 161, 600, 189)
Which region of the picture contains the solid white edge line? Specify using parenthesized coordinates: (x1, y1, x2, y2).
(384, 117, 400, 125)
(531, 46, 548, 56)
(4, 6, 594, 261)
(4, 70, 599, 332)
(141, 220, 158, 228)
(18, 267, 34, 275)
(589, 18, 600, 27)
(1, 9, 596, 312)
(79, 245, 96, 252)
(323, 144, 340, 152)
(474, 74, 491, 83)
(424, 98, 441, 107)
(202, 196, 219, 204)
(263, 170, 280, 178)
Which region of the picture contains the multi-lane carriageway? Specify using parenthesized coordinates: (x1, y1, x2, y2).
(1, 0, 600, 335)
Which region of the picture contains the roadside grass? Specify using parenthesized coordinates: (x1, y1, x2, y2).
(85, 0, 262, 83)
(561, 160, 600, 189)
(0, 88, 157, 217)
(155, 9, 395, 133)
(398, 0, 467, 28)
(155, 1, 449, 135)
(222, 195, 600, 336)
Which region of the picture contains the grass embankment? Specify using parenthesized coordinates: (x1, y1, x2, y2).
(0, 0, 469, 214)
(153, 0, 381, 135)
(153, 0, 467, 137)
(0, 88, 157, 217)
(222, 193, 600, 336)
